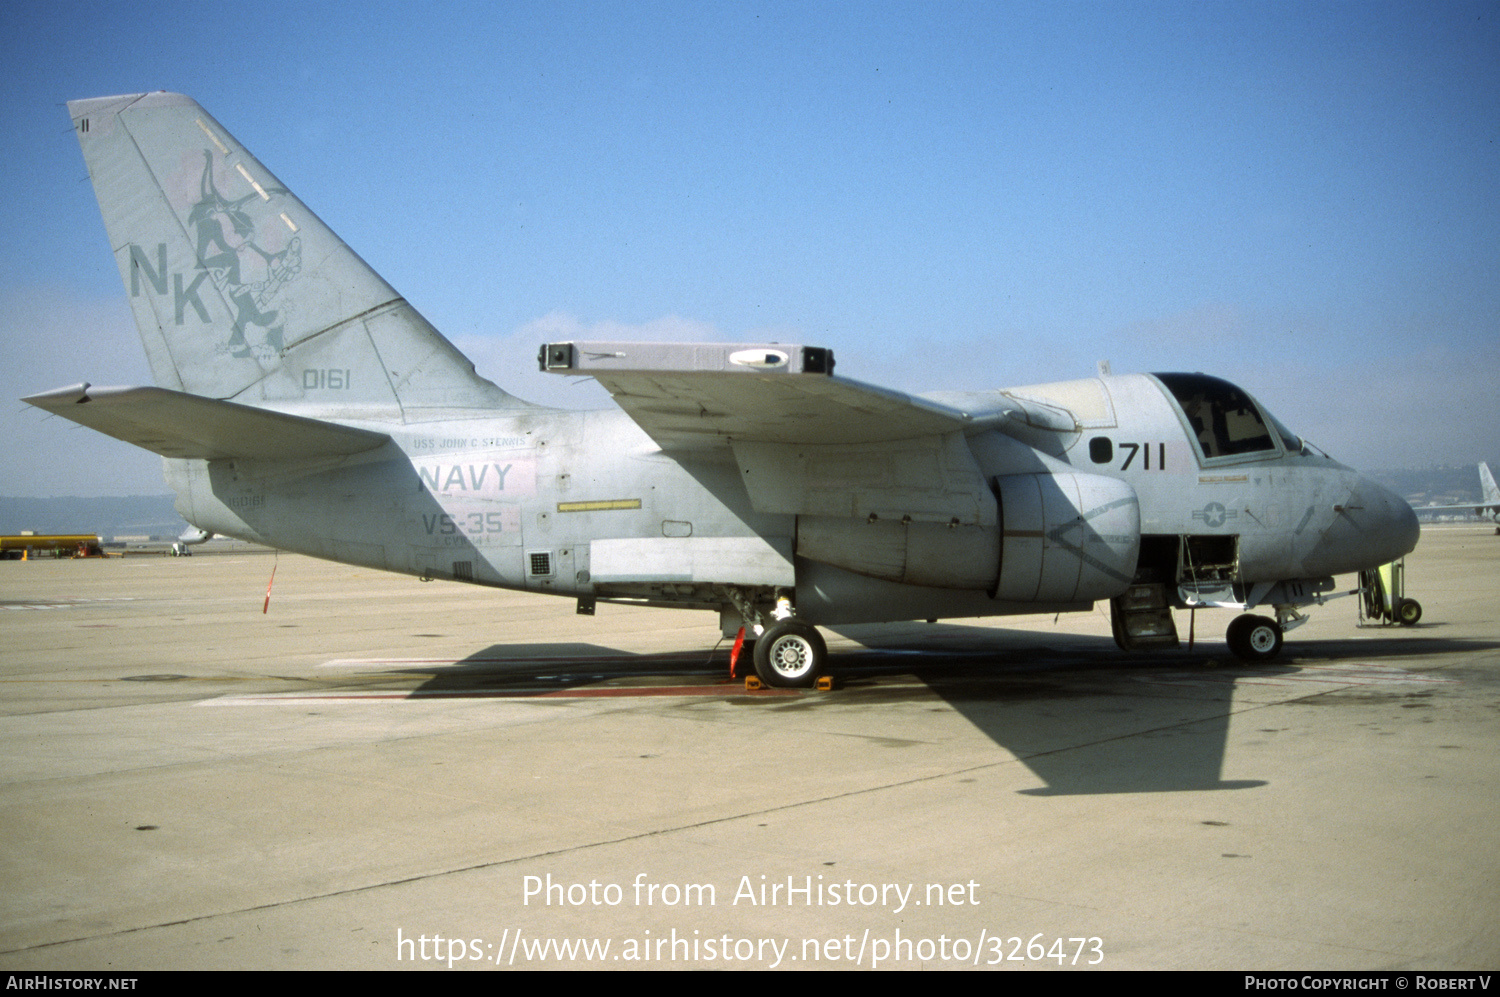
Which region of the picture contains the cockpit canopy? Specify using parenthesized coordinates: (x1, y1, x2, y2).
(1152, 372, 1303, 460)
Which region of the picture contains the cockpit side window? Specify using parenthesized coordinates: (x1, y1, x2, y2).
(1152, 373, 1277, 459)
(1268, 412, 1304, 454)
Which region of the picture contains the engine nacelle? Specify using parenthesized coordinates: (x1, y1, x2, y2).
(796, 516, 1000, 590)
(994, 471, 1140, 603)
(795, 470, 1139, 602)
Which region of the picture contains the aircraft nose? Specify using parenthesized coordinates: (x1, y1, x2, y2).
(1359, 478, 1420, 564)
(1302, 475, 1418, 576)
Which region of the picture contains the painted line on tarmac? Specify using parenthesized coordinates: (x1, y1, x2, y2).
(316, 653, 716, 669)
(1136, 664, 1456, 688)
(201, 684, 800, 705)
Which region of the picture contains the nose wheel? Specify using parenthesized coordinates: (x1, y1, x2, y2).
(1226, 614, 1283, 662)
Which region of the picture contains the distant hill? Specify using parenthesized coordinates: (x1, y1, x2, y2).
(0, 495, 187, 540)
(1368, 464, 1497, 510)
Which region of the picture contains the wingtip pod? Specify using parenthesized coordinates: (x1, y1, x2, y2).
(538, 340, 835, 376)
(67, 92, 527, 417)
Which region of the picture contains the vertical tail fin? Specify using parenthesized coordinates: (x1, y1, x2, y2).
(1480, 462, 1498, 504)
(68, 92, 527, 417)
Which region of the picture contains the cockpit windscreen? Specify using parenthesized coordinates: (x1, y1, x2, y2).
(1153, 372, 1285, 459)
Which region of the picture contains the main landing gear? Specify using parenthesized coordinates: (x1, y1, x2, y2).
(752, 620, 828, 687)
(723, 589, 829, 688)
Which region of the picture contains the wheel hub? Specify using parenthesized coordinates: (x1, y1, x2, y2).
(771, 638, 812, 675)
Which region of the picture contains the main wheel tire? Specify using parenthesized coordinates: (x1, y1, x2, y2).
(1226, 615, 1250, 656)
(1227, 614, 1283, 662)
(752, 621, 827, 688)
(1396, 598, 1423, 626)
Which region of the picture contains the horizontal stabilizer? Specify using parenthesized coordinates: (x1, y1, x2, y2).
(24, 384, 389, 461)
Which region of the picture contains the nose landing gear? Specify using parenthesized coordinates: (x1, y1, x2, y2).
(1226, 614, 1283, 661)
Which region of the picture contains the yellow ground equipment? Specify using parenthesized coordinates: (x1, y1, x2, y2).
(1359, 558, 1421, 626)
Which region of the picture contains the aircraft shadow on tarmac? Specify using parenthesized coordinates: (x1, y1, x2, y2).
(369, 622, 1495, 797)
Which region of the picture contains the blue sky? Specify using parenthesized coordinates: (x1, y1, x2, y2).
(3, 1, 1497, 496)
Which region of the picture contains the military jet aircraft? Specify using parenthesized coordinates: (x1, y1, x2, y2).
(1413, 463, 1500, 534)
(27, 92, 1420, 686)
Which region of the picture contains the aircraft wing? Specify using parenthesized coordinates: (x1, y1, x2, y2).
(1415, 464, 1500, 516)
(539, 341, 1037, 525)
(539, 341, 1020, 449)
(23, 384, 390, 461)
(1415, 502, 1500, 514)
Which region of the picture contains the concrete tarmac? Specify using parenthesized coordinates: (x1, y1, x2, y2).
(0, 527, 1496, 970)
